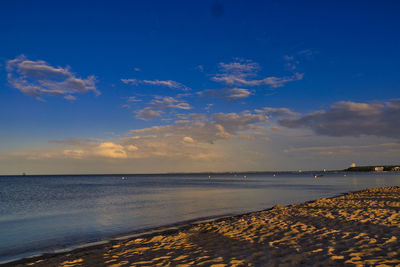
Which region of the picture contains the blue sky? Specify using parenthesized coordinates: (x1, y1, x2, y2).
(1, 0, 399, 174)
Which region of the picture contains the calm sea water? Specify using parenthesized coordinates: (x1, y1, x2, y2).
(0, 172, 399, 263)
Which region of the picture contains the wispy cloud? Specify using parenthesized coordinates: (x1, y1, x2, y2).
(212, 112, 268, 134)
(297, 49, 319, 59)
(120, 96, 143, 110)
(283, 55, 300, 71)
(7, 55, 99, 100)
(49, 138, 101, 145)
(121, 78, 190, 91)
(130, 111, 268, 143)
(279, 99, 400, 139)
(135, 96, 192, 120)
(198, 88, 252, 100)
(284, 143, 400, 153)
(255, 107, 298, 117)
(63, 142, 134, 159)
(283, 142, 400, 157)
(205, 103, 213, 112)
(212, 72, 303, 88)
(283, 49, 318, 71)
(136, 107, 164, 120)
(48, 126, 228, 161)
(149, 96, 191, 110)
(218, 60, 260, 76)
(211, 59, 303, 88)
(127, 96, 142, 102)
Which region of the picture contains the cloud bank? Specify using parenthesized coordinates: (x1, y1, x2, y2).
(50, 111, 269, 161)
(129, 111, 268, 144)
(279, 99, 400, 139)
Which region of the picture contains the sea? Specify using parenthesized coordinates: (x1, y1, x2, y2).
(0, 172, 399, 264)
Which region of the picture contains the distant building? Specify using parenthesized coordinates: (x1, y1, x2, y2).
(392, 166, 400, 171)
(374, 166, 384, 172)
(350, 163, 356, 168)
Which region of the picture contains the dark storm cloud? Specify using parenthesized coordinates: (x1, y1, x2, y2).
(279, 100, 400, 139)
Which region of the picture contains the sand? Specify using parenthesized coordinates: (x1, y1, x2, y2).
(9, 186, 400, 266)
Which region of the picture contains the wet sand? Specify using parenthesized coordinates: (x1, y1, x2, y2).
(9, 186, 400, 266)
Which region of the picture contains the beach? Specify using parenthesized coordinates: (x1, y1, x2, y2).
(7, 185, 400, 266)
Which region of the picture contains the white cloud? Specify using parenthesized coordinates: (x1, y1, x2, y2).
(7, 55, 99, 100)
(53, 140, 133, 159)
(182, 136, 195, 143)
(62, 142, 131, 159)
(94, 142, 128, 158)
(126, 144, 139, 151)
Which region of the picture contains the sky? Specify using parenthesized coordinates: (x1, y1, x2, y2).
(0, 0, 399, 174)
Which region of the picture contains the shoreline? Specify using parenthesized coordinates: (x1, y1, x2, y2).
(0, 213, 238, 266)
(4, 186, 400, 266)
(0, 196, 337, 266)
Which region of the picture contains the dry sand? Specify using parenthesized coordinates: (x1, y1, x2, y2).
(9, 186, 400, 266)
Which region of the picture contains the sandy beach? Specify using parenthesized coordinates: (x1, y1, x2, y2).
(8, 186, 400, 266)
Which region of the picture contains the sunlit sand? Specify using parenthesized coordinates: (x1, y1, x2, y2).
(14, 186, 400, 266)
